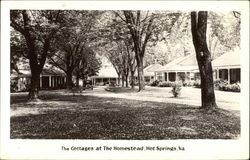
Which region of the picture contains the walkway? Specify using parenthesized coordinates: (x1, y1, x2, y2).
(83, 86, 240, 111)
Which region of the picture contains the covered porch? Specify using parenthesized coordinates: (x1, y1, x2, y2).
(91, 77, 118, 86)
(214, 67, 240, 84)
(155, 71, 196, 82)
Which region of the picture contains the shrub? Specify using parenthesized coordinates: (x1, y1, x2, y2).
(193, 80, 201, 88)
(217, 80, 229, 91)
(171, 82, 182, 97)
(229, 82, 240, 92)
(183, 80, 194, 87)
(150, 80, 160, 86)
(218, 81, 240, 92)
(10, 81, 18, 92)
(158, 81, 174, 87)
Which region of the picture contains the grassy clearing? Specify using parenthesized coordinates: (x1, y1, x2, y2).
(10, 90, 240, 139)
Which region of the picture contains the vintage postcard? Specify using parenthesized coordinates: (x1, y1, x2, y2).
(1, 0, 249, 159)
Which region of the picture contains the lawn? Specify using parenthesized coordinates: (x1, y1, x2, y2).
(10, 90, 240, 139)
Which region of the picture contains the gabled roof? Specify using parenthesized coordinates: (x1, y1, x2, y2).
(91, 64, 118, 78)
(13, 67, 66, 78)
(212, 50, 240, 68)
(155, 54, 198, 72)
(144, 64, 162, 76)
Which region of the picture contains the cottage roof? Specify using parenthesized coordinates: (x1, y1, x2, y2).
(143, 64, 163, 76)
(212, 51, 240, 68)
(155, 54, 198, 72)
(91, 64, 118, 78)
(14, 67, 66, 78)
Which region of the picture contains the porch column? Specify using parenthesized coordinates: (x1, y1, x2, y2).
(216, 69, 219, 79)
(51, 77, 54, 88)
(58, 77, 60, 86)
(55, 77, 58, 88)
(228, 68, 230, 84)
(49, 75, 51, 88)
(175, 72, 177, 81)
(109, 78, 111, 84)
(40, 75, 42, 88)
(166, 72, 169, 82)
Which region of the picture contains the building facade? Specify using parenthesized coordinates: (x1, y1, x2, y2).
(154, 54, 199, 82)
(11, 68, 66, 92)
(90, 64, 119, 86)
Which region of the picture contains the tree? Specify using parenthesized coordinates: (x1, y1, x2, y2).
(191, 11, 217, 110)
(10, 10, 65, 100)
(207, 11, 240, 59)
(10, 29, 28, 73)
(115, 11, 181, 91)
(122, 11, 155, 91)
(124, 40, 137, 89)
(104, 42, 125, 86)
(74, 47, 101, 87)
(48, 11, 101, 89)
(97, 11, 136, 88)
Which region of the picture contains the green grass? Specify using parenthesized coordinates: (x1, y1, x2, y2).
(10, 90, 240, 139)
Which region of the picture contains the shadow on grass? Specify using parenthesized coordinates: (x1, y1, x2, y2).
(105, 87, 138, 93)
(10, 92, 240, 139)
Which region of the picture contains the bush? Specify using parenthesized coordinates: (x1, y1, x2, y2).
(183, 80, 194, 87)
(193, 80, 201, 88)
(229, 82, 241, 92)
(217, 81, 240, 92)
(10, 81, 18, 92)
(217, 80, 229, 91)
(150, 80, 160, 86)
(171, 82, 182, 97)
(158, 81, 174, 87)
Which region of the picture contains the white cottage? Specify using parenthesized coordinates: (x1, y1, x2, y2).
(154, 54, 198, 82)
(212, 50, 240, 84)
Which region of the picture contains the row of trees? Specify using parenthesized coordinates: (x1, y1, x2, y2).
(10, 10, 102, 99)
(11, 10, 240, 110)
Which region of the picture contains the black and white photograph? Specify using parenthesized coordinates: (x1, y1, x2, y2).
(1, 1, 249, 160)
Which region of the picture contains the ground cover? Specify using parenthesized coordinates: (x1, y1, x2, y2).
(10, 89, 240, 139)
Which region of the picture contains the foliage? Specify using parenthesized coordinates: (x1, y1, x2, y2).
(171, 82, 182, 98)
(216, 80, 240, 92)
(150, 80, 160, 86)
(193, 79, 201, 88)
(10, 79, 19, 92)
(74, 47, 102, 79)
(227, 83, 241, 92)
(183, 81, 194, 87)
(47, 11, 102, 88)
(10, 10, 73, 98)
(158, 81, 174, 87)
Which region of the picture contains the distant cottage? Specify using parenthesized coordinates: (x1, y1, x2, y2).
(90, 64, 119, 86)
(11, 67, 66, 92)
(153, 50, 240, 84)
(154, 54, 198, 82)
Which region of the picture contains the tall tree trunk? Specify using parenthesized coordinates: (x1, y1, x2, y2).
(28, 70, 40, 100)
(191, 11, 217, 110)
(117, 74, 121, 86)
(66, 71, 73, 89)
(125, 74, 129, 87)
(121, 74, 125, 87)
(76, 73, 79, 88)
(130, 71, 135, 89)
(27, 43, 41, 100)
(136, 57, 145, 91)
